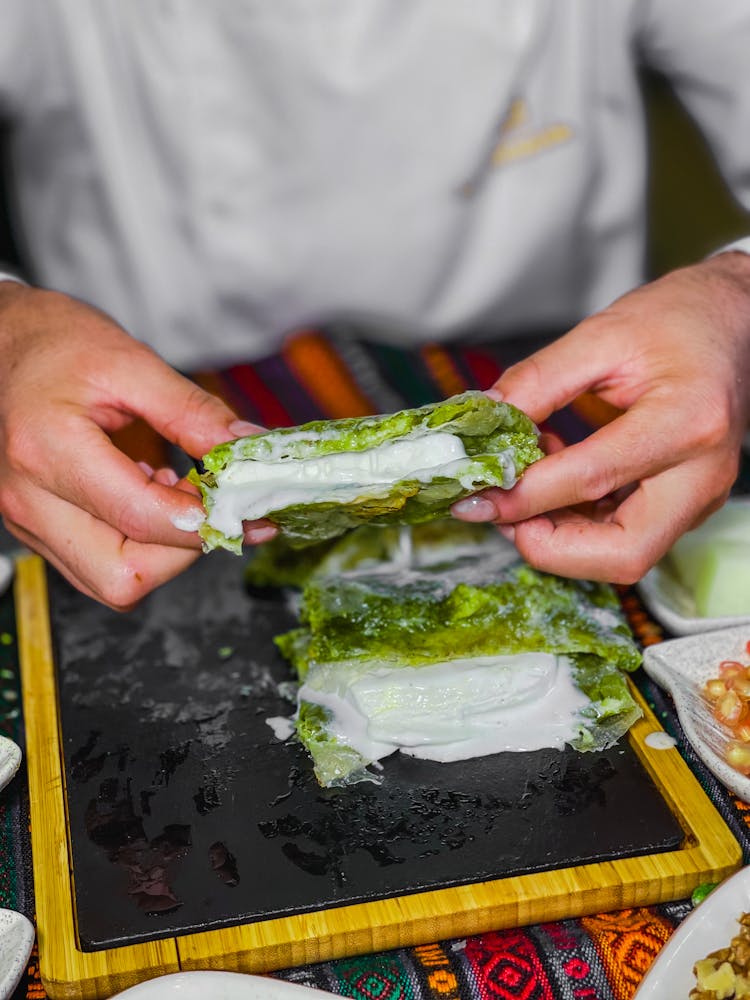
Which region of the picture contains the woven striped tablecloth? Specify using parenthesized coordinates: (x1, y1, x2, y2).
(3, 329, 750, 1000)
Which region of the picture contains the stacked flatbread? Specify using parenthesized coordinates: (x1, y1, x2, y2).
(195, 392, 641, 788)
(262, 523, 642, 787)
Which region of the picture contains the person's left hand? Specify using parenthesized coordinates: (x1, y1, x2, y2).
(452, 252, 750, 583)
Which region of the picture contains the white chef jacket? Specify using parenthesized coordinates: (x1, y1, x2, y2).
(0, 1, 749, 370)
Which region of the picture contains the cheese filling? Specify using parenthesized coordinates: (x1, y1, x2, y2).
(208, 432, 486, 537)
(298, 652, 590, 764)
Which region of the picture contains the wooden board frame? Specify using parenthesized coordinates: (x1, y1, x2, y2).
(15, 554, 742, 1000)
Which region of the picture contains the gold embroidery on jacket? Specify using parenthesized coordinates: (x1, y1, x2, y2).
(492, 99, 573, 165)
(459, 98, 573, 195)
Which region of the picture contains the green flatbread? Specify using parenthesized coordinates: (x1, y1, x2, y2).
(191, 391, 542, 553)
(274, 527, 642, 788)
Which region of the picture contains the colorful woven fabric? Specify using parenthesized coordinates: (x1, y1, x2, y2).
(4, 328, 750, 1000)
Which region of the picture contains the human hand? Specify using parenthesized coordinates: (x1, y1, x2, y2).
(453, 252, 750, 582)
(0, 283, 275, 608)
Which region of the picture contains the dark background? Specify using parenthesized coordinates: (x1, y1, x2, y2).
(0, 125, 20, 276)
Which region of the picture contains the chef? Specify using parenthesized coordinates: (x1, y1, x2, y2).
(0, 0, 749, 607)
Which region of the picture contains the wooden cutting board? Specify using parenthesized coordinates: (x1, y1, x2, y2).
(15, 553, 741, 1000)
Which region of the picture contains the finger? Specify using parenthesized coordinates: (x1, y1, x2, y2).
(451, 430, 563, 525)
(12, 419, 208, 548)
(4, 518, 113, 606)
(466, 395, 737, 524)
(489, 319, 636, 423)
(132, 461, 278, 546)
(510, 462, 723, 584)
(243, 522, 279, 545)
(4, 488, 203, 609)
(538, 431, 565, 456)
(152, 467, 180, 487)
(228, 419, 266, 438)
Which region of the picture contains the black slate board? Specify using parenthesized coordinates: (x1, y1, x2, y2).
(49, 552, 683, 952)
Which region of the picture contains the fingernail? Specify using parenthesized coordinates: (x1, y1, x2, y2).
(228, 419, 260, 438)
(452, 496, 496, 520)
(497, 524, 516, 543)
(137, 461, 154, 476)
(158, 467, 180, 486)
(170, 508, 205, 532)
(245, 524, 278, 544)
(486, 388, 504, 402)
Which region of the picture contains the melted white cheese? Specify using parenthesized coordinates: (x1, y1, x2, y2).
(298, 652, 590, 764)
(266, 716, 296, 741)
(170, 508, 206, 532)
(208, 432, 474, 536)
(644, 731, 677, 750)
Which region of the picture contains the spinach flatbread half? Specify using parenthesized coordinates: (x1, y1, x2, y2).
(191, 391, 542, 553)
(275, 546, 642, 788)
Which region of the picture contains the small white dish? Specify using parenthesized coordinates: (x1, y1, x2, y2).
(634, 866, 750, 998)
(637, 564, 750, 636)
(643, 625, 750, 802)
(0, 909, 35, 1000)
(637, 497, 750, 635)
(0, 736, 21, 795)
(112, 971, 335, 999)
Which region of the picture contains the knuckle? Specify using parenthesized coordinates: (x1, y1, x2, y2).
(576, 460, 619, 505)
(96, 568, 149, 612)
(114, 507, 151, 544)
(0, 514, 25, 545)
(3, 419, 35, 476)
(163, 384, 222, 439)
(514, 546, 549, 575)
(608, 554, 650, 586)
(692, 490, 733, 529)
(719, 457, 741, 495)
(692, 396, 733, 451)
(111, 488, 158, 543)
(0, 483, 27, 527)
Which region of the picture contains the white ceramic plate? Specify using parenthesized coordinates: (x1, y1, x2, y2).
(0, 555, 21, 797)
(0, 909, 35, 1000)
(634, 866, 750, 998)
(637, 564, 750, 636)
(643, 624, 750, 802)
(0, 736, 21, 795)
(112, 971, 335, 999)
(0, 555, 11, 599)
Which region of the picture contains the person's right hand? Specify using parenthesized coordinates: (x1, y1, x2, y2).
(0, 282, 274, 609)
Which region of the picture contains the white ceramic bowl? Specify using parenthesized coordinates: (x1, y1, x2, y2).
(637, 565, 750, 636)
(0, 909, 35, 1000)
(643, 624, 750, 802)
(634, 866, 750, 998)
(0, 736, 21, 795)
(0, 555, 11, 599)
(637, 497, 750, 635)
(112, 971, 335, 999)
